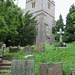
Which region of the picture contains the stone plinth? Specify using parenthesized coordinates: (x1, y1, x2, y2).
(39, 62, 63, 75)
(11, 60, 35, 75)
(55, 47, 68, 49)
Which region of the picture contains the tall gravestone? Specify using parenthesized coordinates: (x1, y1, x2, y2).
(39, 62, 63, 75)
(11, 60, 35, 75)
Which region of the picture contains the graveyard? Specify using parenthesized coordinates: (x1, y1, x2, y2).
(0, 0, 75, 75)
(0, 42, 75, 75)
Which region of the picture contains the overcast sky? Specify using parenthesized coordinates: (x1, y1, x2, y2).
(14, 0, 75, 24)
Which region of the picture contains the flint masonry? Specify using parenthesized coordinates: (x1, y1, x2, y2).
(26, 0, 55, 45)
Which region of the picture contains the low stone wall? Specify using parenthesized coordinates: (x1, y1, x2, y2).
(3, 55, 19, 60)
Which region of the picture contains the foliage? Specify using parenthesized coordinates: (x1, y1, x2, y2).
(0, 0, 37, 46)
(17, 11, 37, 46)
(63, 4, 75, 43)
(0, 0, 22, 41)
(3, 42, 75, 75)
(52, 14, 64, 42)
(54, 41, 66, 47)
(0, 16, 8, 41)
(70, 12, 75, 28)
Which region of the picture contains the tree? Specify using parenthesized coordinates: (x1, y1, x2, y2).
(0, 0, 37, 46)
(70, 12, 75, 27)
(17, 11, 37, 46)
(0, 16, 8, 41)
(63, 4, 75, 42)
(52, 14, 64, 42)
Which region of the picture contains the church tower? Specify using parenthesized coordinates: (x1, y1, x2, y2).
(26, 0, 55, 45)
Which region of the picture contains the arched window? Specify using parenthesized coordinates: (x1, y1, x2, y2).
(48, 2, 51, 9)
(32, 1, 35, 8)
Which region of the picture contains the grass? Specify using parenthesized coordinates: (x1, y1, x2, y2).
(1, 42, 75, 75)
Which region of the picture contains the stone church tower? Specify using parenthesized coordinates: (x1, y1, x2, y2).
(26, 0, 55, 45)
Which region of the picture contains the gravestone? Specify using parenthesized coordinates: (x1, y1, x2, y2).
(35, 42, 44, 52)
(9, 45, 21, 53)
(11, 60, 35, 75)
(55, 29, 68, 49)
(39, 62, 63, 75)
(22, 46, 32, 53)
(2, 44, 6, 55)
(70, 69, 75, 75)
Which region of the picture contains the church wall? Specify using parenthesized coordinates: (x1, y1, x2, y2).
(25, 0, 55, 45)
(26, 0, 42, 13)
(43, 0, 55, 18)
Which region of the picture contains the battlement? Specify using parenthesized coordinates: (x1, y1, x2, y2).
(26, 0, 55, 5)
(48, 0, 55, 5)
(26, 0, 33, 3)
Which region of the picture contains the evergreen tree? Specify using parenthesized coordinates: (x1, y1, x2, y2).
(0, 16, 8, 41)
(52, 14, 64, 42)
(0, 0, 37, 46)
(63, 4, 75, 42)
(17, 11, 37, 46)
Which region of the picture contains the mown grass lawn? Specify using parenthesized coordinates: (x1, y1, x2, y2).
(2, 42, 75, 75)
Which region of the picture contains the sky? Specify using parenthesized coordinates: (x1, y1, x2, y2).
(14, 0, 75, 24)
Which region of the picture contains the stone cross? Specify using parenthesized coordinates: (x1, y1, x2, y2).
(57, 29, 64, 42)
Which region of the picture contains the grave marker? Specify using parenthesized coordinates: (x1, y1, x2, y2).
(70, 69, 75, 75)
(22, 46, 32, 53)
(35, 42, 44, 52)
(39, 62, 63, 75)
(11, 60, 35, 75)
(57, 29, 64, 42)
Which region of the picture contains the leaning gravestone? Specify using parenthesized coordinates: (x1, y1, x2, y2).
(11, 60, 34, 75)
(22, 46, 32, 53)
(39, 62, 63, 75)
(35, 42, 44, 52)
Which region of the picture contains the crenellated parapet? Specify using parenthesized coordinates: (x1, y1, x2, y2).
(48, 0, 55, 5)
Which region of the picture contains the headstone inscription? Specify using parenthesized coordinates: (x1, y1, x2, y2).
(35, 42, 44, 52)
(11, 60, 35, 75)
(39, 62, 63, 75)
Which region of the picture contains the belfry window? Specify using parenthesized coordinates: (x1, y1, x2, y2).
(32, 1, 35, 8)
(48, 2, 51, 9)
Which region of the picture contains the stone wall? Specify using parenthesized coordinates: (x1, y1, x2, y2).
(25, 0, 55, 45)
